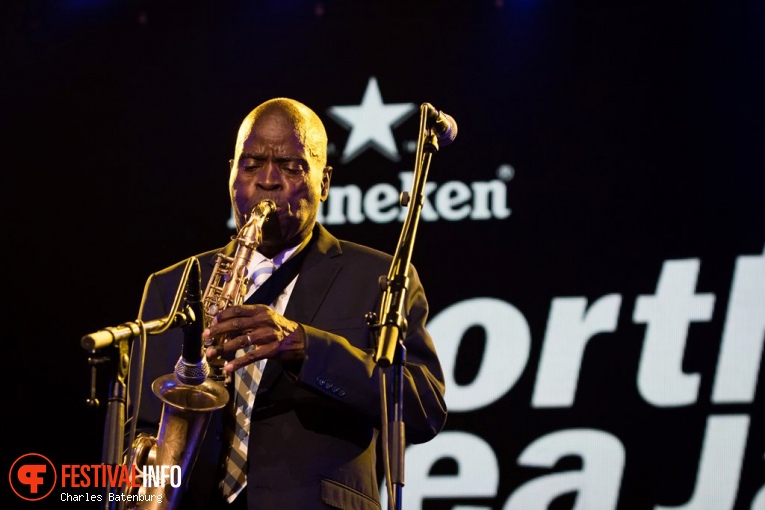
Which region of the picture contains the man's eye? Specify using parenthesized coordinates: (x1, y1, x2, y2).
(241, 158, 262, 170)
(282, 164, 305, 174)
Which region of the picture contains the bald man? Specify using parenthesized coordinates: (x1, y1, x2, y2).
(130, 98, 447, 510)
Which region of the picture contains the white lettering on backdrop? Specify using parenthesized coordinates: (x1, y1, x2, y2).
(381, 246, 764, 509)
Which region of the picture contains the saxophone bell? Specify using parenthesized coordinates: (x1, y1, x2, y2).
(125, 375, 229, 510)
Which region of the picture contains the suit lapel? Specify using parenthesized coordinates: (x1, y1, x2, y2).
(260, 224, 343, 388)
(283, 225, 342, 323)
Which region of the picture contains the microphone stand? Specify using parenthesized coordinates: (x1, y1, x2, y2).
(81, 257, 200, 510)
(373, 103, 446, 510)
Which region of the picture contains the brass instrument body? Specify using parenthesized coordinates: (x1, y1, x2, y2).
(126, 199, 276, 510)
(127, 376, 230, 510)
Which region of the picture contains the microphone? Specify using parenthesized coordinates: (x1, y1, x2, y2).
(424, 103, 458, 146)
(174, 257, 209, 385)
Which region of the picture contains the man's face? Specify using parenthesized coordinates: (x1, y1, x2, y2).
(230, 108, 330, 257)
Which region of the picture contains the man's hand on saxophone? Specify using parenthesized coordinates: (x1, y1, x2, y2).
(203, 303, 307, 372)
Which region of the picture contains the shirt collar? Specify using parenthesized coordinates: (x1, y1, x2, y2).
(251, 230, 313, 270)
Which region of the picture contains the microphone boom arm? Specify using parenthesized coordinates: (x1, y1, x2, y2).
(81, 257, 201, 352)
(374, 103, 444, 366)
(373, 103, 454, 510)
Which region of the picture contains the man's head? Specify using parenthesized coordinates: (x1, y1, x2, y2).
(230, 98, 332, 258)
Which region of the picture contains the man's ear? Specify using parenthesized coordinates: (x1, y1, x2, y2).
(229, 158, 235, 170)
(321, 166, 333, 201)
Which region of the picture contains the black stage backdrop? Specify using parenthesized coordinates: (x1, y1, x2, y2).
(3, 1, 764, 509)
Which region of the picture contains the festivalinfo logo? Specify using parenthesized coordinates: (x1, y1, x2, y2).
(321, 76, 512, 225)
(8, 452, 180, 505)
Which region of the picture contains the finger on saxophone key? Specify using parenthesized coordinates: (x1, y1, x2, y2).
(206, 346, 221, 358)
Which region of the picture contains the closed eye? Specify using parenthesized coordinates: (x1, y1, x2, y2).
(239, 156, 307, 175)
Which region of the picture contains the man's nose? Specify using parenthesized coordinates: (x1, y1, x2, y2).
(257, 161, 282, 188)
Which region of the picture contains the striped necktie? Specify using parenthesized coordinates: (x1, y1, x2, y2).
(220, 258, 274, 501)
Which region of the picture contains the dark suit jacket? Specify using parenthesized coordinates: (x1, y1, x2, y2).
(130, 223, 447, 509)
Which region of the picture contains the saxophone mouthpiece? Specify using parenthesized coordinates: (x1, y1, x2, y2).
(251, 199, 277, 219)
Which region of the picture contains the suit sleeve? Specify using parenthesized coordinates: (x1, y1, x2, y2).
(296, 265, 448, 444)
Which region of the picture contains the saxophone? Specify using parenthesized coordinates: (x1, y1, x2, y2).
(125, 199, 276, 510)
